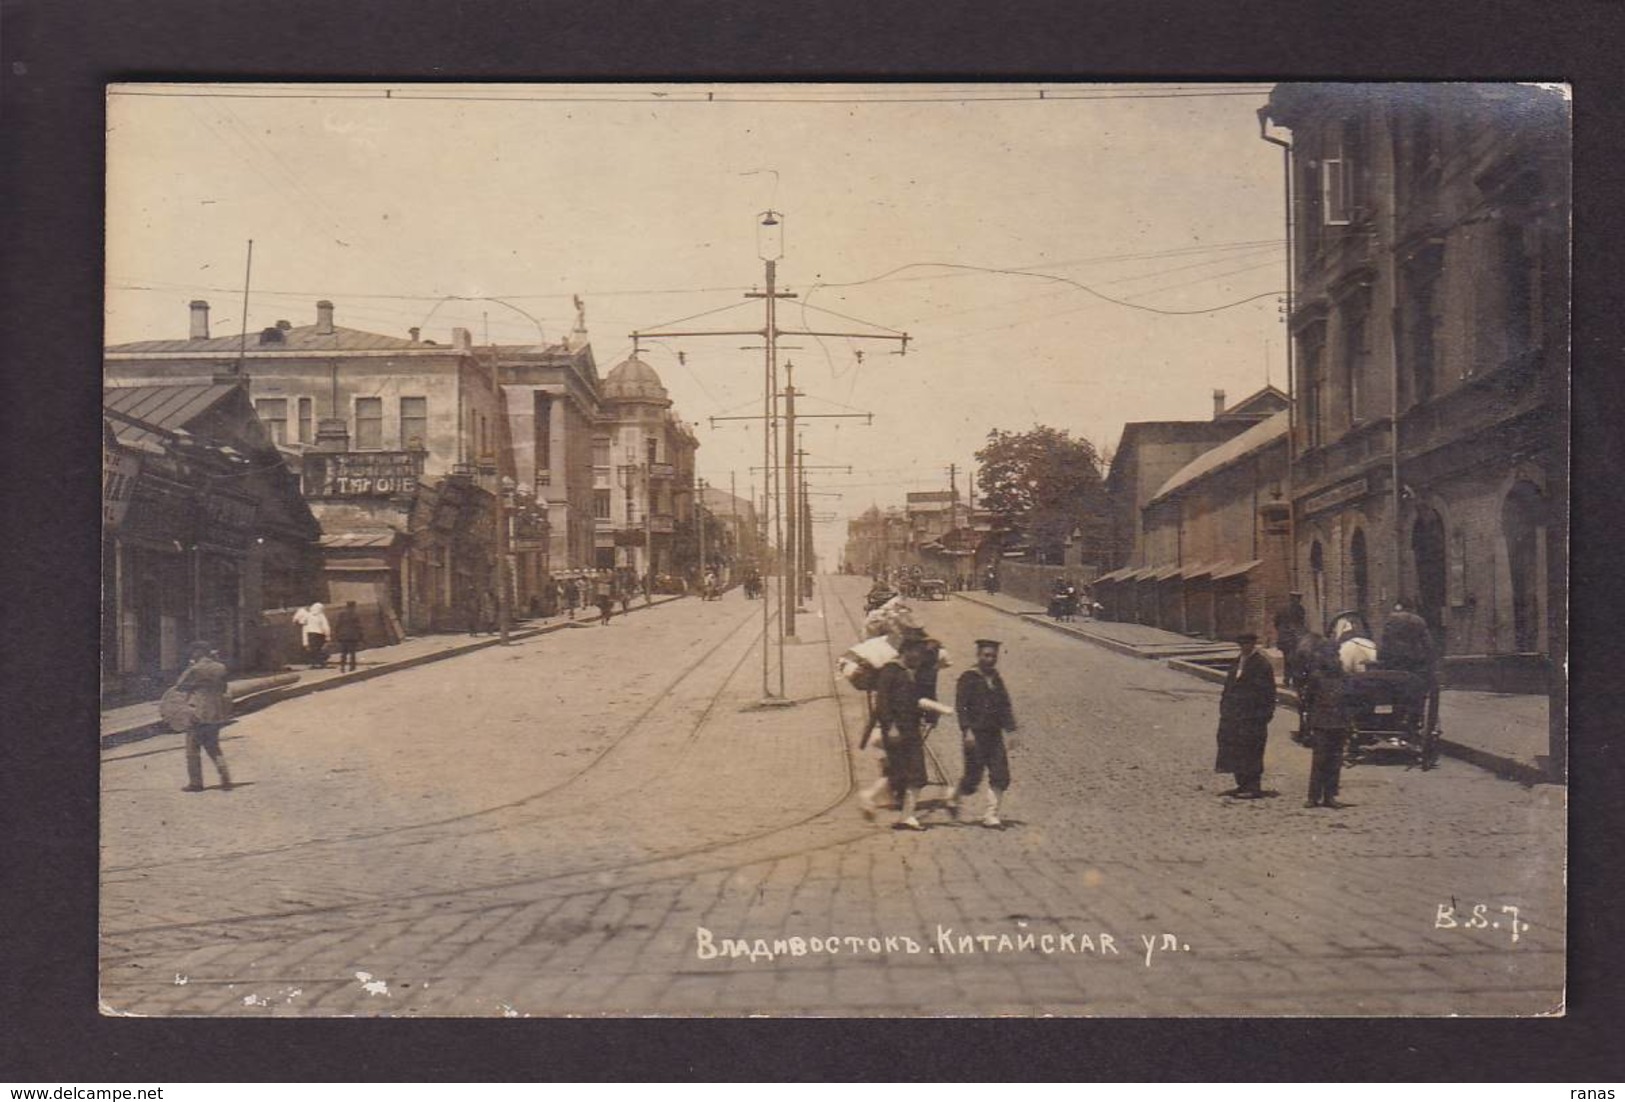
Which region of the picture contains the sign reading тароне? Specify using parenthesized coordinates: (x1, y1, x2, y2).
(303, 452, 423, 498)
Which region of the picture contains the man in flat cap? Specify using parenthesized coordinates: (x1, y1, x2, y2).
(951, 638, 1019, 828)
(1215, 631, 1276, 799)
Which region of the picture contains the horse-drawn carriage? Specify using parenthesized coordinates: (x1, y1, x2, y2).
(1342, 667, 1440, 768)
(1290, 610, 1442, 770)
(919, 578, 948, 601)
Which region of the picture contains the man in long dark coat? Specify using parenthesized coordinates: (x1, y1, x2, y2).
(1215, 631, 1276, 798)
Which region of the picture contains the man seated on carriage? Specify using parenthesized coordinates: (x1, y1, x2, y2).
(1374, 598, 1439, 736)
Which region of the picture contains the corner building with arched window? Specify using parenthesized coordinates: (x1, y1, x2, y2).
(1262, 85, 1568, 713)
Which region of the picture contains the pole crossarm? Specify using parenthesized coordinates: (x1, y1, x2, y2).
(711, 412, 870, 425)
(776, 329, 910, 353)
(751, 464, 852, 473)
(630, 328, 766, 342)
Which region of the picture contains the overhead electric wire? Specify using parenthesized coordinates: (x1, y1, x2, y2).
(807, 260, 1283, 319)
(112, 84, 1275, 106)
(107, 236, 1289, 305)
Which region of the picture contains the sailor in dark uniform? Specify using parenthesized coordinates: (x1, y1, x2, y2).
(950, 638, 1019, 828)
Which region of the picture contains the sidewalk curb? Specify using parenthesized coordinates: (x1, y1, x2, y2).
(952, 591, 1168, 659)
(100, 594, 688, 751)
(962, 590, 1553, 786)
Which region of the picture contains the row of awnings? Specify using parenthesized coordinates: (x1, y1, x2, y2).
(1093, 559, 1263, 585)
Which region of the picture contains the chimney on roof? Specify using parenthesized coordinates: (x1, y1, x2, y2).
(316, 300, 335, 335)
(1212, 388, 1227, 419)
(409, 327, 421, 343)
(451, 327, 472, 352)
(189, 300, 210, 340)
(276, 319, 292, 331)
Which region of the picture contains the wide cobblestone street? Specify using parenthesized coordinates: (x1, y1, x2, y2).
(99, 576, 1565, 1017)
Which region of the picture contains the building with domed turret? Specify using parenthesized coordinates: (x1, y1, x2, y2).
(594, 353, 700, 584)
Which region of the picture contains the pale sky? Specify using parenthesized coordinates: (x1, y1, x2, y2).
(106, 82, 1289, 565)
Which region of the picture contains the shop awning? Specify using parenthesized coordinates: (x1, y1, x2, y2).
(1094, 566, 1135, 584)
(1212, 558, 1263, 580)
(323, 556, 391, 572)
(1149, 564, 1183, 582)
(319, 531, 402, 550)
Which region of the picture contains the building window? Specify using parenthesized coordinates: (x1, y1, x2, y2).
(1340, 291, 1371, 427)
(1321, 156, 1351, 226)
(355, 396, 383, 450)
(1498, 221, 1537, 362)
(297, 397, 313, 444)
(1320, 117, 1366, 227)
(400, 397, 427, 451)
(1401, 245, 1444, 406)
(1301, 159, 1324, 258)
(1299, 324, 1328, 449)
(1396, 105, 1443, 204)
(592, 437, 611, 469)
(647, 437, 659, 467)
(1349, 528, 1369, 623)
(626, 496, 636, 525)
(533, 392, 552, 478)
(593, 489, 610, 519)
(255, 398, 288, 445)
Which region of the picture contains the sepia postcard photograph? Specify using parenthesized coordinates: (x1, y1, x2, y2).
(97, 81, 1569, 1018)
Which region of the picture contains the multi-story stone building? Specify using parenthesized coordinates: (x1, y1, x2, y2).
(493, 334, 605, 580)
(1261, 84, 1568, 687)
(106, 300, 513, 634)
(593, 354, 700, 583)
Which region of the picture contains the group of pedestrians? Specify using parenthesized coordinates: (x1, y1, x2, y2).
(292, 601, 364, 671)
(851, 589, 1021, 832)
(1216, 594, 1439, 810)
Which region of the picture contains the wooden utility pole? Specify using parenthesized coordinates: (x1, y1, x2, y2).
(630, 211, 908, 702)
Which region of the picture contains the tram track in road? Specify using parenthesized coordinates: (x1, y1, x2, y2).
(103, 595, 771, 877)
(103, 579, 874, 954)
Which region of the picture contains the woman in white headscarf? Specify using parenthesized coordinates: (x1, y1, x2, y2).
(293, 601, 331, 669)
